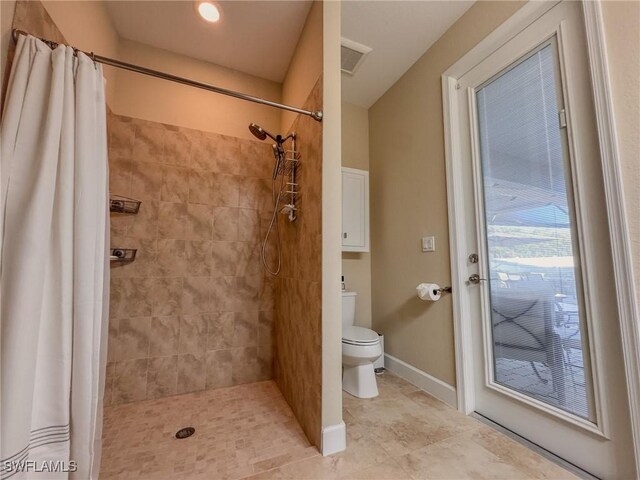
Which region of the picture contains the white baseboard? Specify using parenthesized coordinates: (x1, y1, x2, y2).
(384, 353, 457, 408)
(321, 421, 346, 456)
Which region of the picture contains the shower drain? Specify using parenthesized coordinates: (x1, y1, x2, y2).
(175, 427, 195, 439)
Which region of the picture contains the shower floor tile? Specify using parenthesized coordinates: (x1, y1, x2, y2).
(101, 374, 577, 480)
(100, 381, 318, 480)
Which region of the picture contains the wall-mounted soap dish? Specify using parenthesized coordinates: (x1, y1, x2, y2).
(110, 195, 141, 215)
(110, 248, 137, 263)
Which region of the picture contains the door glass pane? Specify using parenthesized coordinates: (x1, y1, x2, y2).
(476, 43, 592, 420)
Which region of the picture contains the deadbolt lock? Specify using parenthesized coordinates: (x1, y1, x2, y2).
(468, 253, 479, 264)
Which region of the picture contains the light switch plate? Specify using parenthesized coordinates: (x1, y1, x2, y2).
(422, 236, 435, 252)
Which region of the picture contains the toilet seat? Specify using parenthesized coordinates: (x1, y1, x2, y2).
(342, 326, 379, 346)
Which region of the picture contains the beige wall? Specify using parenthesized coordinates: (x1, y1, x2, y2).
(114, 38, 281, 141)
(369, 1, 525, 387)
(341, 101, 372, 328)
(321, 0, 343, 438)
(601, 1, 640, 315)
(2, 0, 328, 143)
(38, 0, 282, 141)
(41, 1, 119, 104)
(281, 0, 323, 133)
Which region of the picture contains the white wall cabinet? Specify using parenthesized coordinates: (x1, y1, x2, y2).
(342, 167, 369, 252)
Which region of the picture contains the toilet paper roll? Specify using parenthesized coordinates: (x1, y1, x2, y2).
(416, 283, 441, 301)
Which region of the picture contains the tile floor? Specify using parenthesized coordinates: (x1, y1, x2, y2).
(100, 381, 317, 479)
(101, 372, 577, 479)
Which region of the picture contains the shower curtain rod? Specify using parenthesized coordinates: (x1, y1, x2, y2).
(12, 29, 323, 122)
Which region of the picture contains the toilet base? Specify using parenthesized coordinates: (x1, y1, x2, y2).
(342, 363, 379, 398)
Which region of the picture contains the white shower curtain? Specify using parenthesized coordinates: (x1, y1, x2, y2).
(0, 35, 109, 479)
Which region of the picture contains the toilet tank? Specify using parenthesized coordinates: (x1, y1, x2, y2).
(342, 291, 357, 327)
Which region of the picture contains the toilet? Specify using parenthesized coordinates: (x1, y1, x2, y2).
(342, 291, 382, 398)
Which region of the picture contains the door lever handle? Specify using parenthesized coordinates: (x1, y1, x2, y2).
(468, 274, 486, 285)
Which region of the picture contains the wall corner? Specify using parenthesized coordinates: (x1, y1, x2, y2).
(321, 0, 343, 437)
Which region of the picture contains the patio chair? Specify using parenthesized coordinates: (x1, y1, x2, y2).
(490, 285, 566, 406)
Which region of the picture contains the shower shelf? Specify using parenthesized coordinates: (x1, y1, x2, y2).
(110, 248, 137, 263)
(277, 148, 301, 222)
(276, 150, 301, 177)
(110, 195, 141, 215)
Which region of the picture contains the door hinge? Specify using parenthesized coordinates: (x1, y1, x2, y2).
(455, 83, 462, 90)
(559, 109, 567, 129)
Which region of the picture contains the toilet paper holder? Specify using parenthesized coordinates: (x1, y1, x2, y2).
(416, 283, 452, 302)
(434, 286, 452, 295)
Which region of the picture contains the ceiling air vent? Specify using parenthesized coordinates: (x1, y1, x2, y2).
(341, 37, 372, 76)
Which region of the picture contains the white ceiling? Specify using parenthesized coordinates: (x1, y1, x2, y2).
(105, 1, 313, 83)
(341, 1, 474, 108)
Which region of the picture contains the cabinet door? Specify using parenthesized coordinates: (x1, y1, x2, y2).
(342, 168, 369, 252)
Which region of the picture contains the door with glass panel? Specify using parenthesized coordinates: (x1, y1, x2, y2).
(455, 2, 635, 477)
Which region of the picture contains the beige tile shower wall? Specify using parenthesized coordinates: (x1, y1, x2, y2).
(274, 78, 323, 448)
(105, 113, 276, 406)
(1, 0, 17, 102)
(5, 1, 66, 107)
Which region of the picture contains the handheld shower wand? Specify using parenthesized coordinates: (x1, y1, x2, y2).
(248, 123, 296, 276)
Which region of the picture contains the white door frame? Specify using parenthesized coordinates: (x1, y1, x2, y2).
(442, 0, 640, 471)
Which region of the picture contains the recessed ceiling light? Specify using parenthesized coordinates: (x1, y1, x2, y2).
(196, 1, 221, 23)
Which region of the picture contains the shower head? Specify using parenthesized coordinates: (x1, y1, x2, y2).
(249, 123, 279, 143)
(249, 123, 267, 141)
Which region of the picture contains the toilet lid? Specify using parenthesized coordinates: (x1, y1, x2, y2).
(342, 326, 380, 345)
